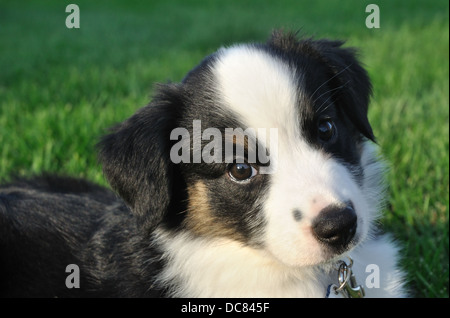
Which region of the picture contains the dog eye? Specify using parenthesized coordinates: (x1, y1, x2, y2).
(227, 163, 258, 182)
(318, 118, 336, 142)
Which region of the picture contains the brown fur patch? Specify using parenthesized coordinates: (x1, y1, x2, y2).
(227, 131, 253, 155)
(184, 181, 244, 241)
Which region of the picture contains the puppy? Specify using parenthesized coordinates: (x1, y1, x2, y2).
(0, 31, 407, 297)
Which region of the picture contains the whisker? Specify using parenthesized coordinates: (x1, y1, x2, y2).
(309, 64, 353, 100)
(315, 81, 349, 113)
(313, 82, 347, 104)
(316, 95, 334, 114)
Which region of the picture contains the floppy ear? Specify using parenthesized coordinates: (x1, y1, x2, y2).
(97, 84, 183, 231)
(311, 39, 375, 142)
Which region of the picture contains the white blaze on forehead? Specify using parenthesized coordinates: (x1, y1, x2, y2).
(213, 45, 301, 142)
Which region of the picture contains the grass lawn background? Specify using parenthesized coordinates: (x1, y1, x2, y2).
(0, 0, 448, 297)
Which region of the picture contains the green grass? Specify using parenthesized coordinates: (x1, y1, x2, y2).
(0, 0, 448, 298)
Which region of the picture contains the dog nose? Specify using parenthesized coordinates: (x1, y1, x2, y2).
(312, 202, 357, 249)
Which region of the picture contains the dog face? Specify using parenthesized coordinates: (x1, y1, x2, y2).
(99, 31, 382, 268)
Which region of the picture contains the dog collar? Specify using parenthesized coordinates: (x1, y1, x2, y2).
(326, 257, 365, 298)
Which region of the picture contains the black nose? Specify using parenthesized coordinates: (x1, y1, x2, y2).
(312, 203, 357, 249)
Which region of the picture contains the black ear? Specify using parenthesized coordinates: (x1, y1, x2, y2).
(310, 39, 375, 142)
(97, 84, 183, 231)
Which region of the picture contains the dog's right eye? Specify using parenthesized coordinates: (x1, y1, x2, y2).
(227, 163, 258, 183)
(318, 118, 336, 142)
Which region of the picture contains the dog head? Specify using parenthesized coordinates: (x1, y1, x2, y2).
(98, 31, 384, 267)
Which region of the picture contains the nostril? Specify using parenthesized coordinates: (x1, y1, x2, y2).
(312, 203, 357, 248)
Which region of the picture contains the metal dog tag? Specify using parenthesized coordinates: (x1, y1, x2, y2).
(333, 257, 365, 298)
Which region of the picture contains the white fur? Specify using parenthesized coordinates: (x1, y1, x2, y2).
(155, 229, 332, 297)
(156, 45, 407, 297)
(213, 44, 301, 142)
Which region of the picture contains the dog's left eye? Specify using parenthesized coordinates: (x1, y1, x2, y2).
(227, 163, 258, 183)
(318, 118, 336, 142)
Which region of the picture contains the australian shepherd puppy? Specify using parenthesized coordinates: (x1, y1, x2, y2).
(0, 31, 406, 297)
